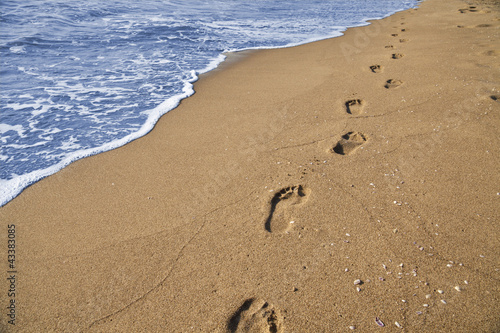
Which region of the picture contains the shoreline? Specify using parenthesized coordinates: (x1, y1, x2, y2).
(0, 3, 419, 209)
(1, 0, 499, 331)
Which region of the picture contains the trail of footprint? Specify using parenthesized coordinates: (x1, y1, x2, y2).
(265, 185, 310, 233)
(384, 79, 404, 89)
(370, 65, 383, 73)
(399, 38, 409, 43)
(345, 99, 366, 115)
(332, 131, 368, 155)
(392, 53, 405, 59)
(227, 298, 283, 333)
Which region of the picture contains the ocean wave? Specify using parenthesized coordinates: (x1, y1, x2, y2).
(0, 0, 418, 206)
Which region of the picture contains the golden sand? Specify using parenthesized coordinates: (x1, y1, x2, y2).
(1, 0, 499, 331)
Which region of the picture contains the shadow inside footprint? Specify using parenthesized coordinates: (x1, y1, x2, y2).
(345, 99, 365, 115)
(385, 79, 403, 89)
(392, 53, 405, 59)
(370, 65, 383, 73)
(333, 131, 367, 155)
(227, 298, 283, 333)
(491, 95, 499, 101)
(459, 6, 479, 13)
(265, 185, 310, 233)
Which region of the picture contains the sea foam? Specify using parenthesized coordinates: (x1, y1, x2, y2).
(0, 0, 418, 206)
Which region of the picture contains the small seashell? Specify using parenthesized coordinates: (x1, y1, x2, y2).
(345, 268, 349, 272)
(349, 326, 356, 330)
(437, 289, 444, 294)
(356, 287, 361, 292)
(354, 279, 362, 285)
(441, 299, 447, 304)
(426, 294, 431, 299)
(416, 311, 423, 315)
(402, 299, 407, 303)
(395, 321, 402, 328)
(464, 280, 468, 284)
(455, 286, 462, 291)
(375, 317, 385, 327)
(423, 304, 429, 307)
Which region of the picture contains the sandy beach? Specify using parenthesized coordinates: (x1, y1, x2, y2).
(1, 0, 499, 331)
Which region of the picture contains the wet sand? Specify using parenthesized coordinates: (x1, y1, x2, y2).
(1, 0, 499, 331)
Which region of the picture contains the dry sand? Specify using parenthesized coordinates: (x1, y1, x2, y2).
(1, 0, 499, 331)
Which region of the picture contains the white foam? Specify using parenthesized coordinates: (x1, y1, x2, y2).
(10, 46, 26, 53)
(0, 124, 26, 138)
(0, 0, 420, 207)
(0, 76, 198, 207)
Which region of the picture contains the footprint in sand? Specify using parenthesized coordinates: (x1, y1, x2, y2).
(400, 38, 409, 43)
(370, 65, 383, 73)
(491, 95, 499, 102)
(461, 24, 495, 28)
(392, 53, 405, 59)
(482, 50, 499, 57)
(459, 6, 479, 13)
(227, 299, 283, 333)
(345, 99, 365, 115)
(332, 131, 368, 155)
(265, 185, 310, 233)
(459, 6, 491, 14)
(385, 45, 394, 49)
(391, 33, 399, 37)
(385, 79, 404, 89)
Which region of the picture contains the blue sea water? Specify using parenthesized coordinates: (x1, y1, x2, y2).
(0, 0, 418, 206)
